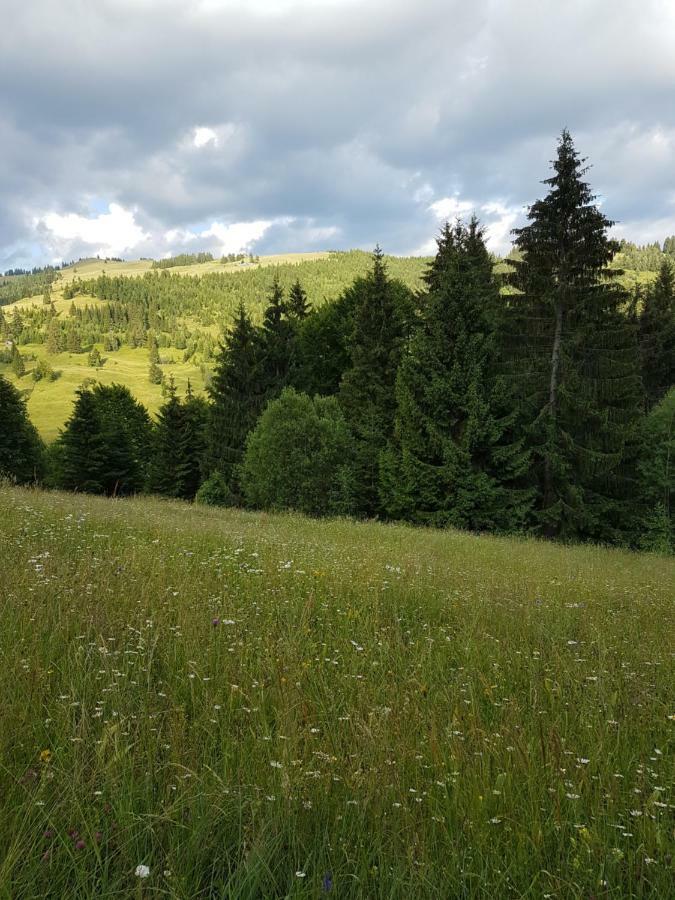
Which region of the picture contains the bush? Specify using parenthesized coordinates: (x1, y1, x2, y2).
(32, 358, 58, 382)
(240, 388, 355, 516)
(195, 471, 235, 507)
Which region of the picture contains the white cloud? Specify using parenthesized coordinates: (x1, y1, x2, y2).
(426, 195, 521, 255)
(429, 195, 475, 221)
(193, 126, 218, 148)
(202, 218, 280, 254)
(36, 203, 149, 257)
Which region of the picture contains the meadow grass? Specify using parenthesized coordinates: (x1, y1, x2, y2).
(0, 346, 204, 442)
(0, 484, 672, 898)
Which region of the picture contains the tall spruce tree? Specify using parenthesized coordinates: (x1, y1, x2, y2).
(639, 259, 675, 409)
(0, 374, 44, 483)
(259, 274, 295, 402)
(287, 279, 311, 320)
(339, 247, 411, 517)
(207, 303, 263, 491)
(381, 221, 532, 531)
(507, 129, 644, 542)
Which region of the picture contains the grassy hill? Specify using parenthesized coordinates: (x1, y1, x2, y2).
(0, 248, 663, 441)
(0, 484, 672, 897)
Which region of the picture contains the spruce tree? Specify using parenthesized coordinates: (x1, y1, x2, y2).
(287, 279, 311, 320)
(339, 247, 411, 517)
(11, 344, 25, 378)
(148, 378, 184, 497)
(639, 259, 674, 409)
(381, 221, 532, 531)
(0, 375, 44, 483)
(206, 303, 263, 491)
(506, 129, 644, 542)
(259, 274, 295, 402)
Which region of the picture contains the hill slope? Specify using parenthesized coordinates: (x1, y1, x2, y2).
(0, 484, 672, 897)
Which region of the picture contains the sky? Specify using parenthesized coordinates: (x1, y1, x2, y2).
(1, 0, 674, 270)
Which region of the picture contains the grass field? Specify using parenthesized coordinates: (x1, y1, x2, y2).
(0, 345, 205, 442)
(0, 484, 672, 898)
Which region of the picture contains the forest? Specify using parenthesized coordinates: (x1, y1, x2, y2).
(1, 132, 673, 551)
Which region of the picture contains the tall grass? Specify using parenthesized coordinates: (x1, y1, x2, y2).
(0, 484, 672, 898)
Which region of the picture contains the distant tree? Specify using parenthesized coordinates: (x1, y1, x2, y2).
(65, 326, 81, 353)
(287, 278, 311, 320)
(32, 358, 57, 382)
(639, 259, 675, 409)
(10, 345, 25, 377)
(505, 130, 644, 542)
(45, 318, 61, 355)
(103, 333, 119, 352)
(148, 361, 163, 384)
(88, 347, 103, 368)
(241, 388, 355, 516)
(0, 375, 44, 483)
(148, 379, 208, 500)
(206, 302, 263, 491)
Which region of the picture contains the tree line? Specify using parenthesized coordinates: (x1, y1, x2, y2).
(1, 132, 673, 551)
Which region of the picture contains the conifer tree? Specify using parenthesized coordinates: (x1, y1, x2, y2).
(339, 247, 410, 517)
(206, 303, 263, 491)
(148, 378, 184, 497)
(639, 259, 674, 409)
(287, 279, 311, 320)
(0, 375, 44, 483)
(506, 129, 644, 542)
(259, 274, 295, 402)
(381, 221, 532, 531)
(11, 344, 25, 377)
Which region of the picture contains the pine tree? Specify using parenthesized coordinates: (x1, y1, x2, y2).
(206, 303, 263, 491)
(58, 388, 107, 493)
(338, 247, 410, 517)
(506, 129, 644, 542)
(287, 279, 311, 320)
(148, 378, 184, 497)
(148, 361, 163, 384)
(0, 375, 44, 483)
(639, 259, 675, 409)
(46, 318, 61, 354)
(88, 347, 102, 368)
(381, 221, 532, 531)
(259, 274, 295, 402)
(11, 344, 25, 378)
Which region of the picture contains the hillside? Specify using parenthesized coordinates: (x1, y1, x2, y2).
(0, 484, 672, 897)
(0, 251, 429, 439)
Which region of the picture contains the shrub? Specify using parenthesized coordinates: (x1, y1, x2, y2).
(241, 388, 355, 516)
(195, 471, 235, 507)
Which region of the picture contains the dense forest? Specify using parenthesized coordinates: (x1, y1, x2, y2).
(1, 132, 673, 551)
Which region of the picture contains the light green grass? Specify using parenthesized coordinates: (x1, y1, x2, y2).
(0, 345, 204, 441)
(0, 485, 672, 898)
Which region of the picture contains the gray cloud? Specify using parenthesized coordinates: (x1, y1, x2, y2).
(1, 0, 674, 269)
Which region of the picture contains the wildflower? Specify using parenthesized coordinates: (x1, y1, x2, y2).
(270, 760, 283, 769)
(212, 618, 220, 627)
(322, 872, 333, 892)
(43, 829, 54, 839)
(295, 871, 306, 878)
(75, 839, 85, 850)
(135, 864, 151, 878)
(39, 749, 52, 764)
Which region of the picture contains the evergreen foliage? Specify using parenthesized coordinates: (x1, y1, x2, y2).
(0, 375, 44, 483)
(206, 303, 263, 491)
(56, 383, 152, 495)
(506, 130, 644, 542)
(382, 221, 532, 531)
(241, 388, 355, 516)
(339, 248, 413, 517)
(639, 259, 675, 409)
(259, 275, 295, 403)
(636, 388, 674, 552)
(149, 379, 208, 500)
(195, 471, 235, 507)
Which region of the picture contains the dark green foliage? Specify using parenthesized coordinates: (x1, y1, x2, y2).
(293, 289, 358, 396)
(149, 380, 208, 500)
(56, 383, 152, 495)
(0, 375, 44, 483)
(639, 259, 675, 409)
(637, 389, 674, 552)
(506, 130, 644, 543)
(339, 248, 414, 517)
(152, 252, 214, 269)
(287, 279, 311, 320)
(259, 275, 295, 402)
(382, 221, 532, 531)
(148, 361, 163, 384)
(32, 359, 57, 382)
(206, 303, 263, 490)
(195, 471, 235, 507)
(46, 318, 61, 354)
(241, 388, 354, 516)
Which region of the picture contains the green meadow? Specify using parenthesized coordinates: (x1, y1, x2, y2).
(0, 484, 672, 898)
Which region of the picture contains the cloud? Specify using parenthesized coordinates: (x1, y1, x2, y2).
(34, 203, 149, 259)
(1, 0, 674, 269)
